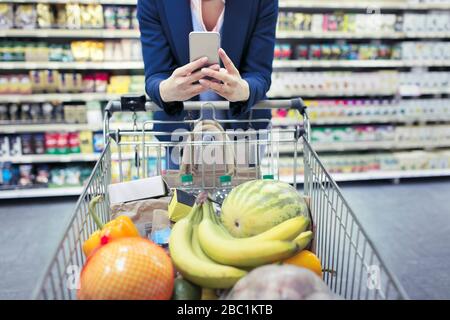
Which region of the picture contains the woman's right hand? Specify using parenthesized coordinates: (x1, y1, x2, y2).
(159, 57, 212, 102)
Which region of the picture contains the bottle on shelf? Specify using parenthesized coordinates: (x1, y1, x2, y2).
(213, 175, 232, 205)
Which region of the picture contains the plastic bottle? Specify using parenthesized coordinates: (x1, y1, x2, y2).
(213, 175, 232, 205)
(179, 174, 197, 196)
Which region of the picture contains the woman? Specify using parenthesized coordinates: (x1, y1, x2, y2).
(137, 0, 277, 167)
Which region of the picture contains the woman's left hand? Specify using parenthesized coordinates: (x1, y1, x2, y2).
(199, 48, 250, 102)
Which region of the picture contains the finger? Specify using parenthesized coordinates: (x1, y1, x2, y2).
(201, 67, 233, 83)
(177, 57, 208, 76)
(219, 48, 239, 75)
(189, 84, 207, 95)
(199, 79, 227, 94)
(185, 70, 205, 84)
(209, 64, 220, 71)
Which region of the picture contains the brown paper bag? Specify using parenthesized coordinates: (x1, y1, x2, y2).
(164, 120, 260, 189)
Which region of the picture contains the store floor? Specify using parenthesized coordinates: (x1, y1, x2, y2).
(0, 179, 449, 299)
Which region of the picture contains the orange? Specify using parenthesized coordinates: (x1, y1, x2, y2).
(78, 237, 174, 300)
(283, 250, 323, 278)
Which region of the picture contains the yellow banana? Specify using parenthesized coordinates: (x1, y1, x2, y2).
(211, 210, 310, 242)
(198, 201, 310, 268)
(191, 224, 216, 263)
(169, 203, 247, 289)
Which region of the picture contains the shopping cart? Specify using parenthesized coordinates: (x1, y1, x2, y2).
(32, 96, 408, 300)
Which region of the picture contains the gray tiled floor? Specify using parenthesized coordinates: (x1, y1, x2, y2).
(0, 179, 449, 299)
(0, 198, 75, 299)
(340, 179, 450, 300)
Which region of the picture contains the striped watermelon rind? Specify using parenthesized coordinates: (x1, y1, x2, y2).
(221, 180, 308, 238)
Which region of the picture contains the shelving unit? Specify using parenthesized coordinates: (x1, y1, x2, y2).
(273, 60, 450, 69)
(276, 140, 450, 153)
(0, 28, 139, 38)
(0, 93, 121, 103)
(1, 0, 450, 198)
(278, 0, 450, 10)
(0, 153, 100, 163)
(0, 187, 84, 199)
(279, 169, 450, 184)
(0, 61, 143, 70)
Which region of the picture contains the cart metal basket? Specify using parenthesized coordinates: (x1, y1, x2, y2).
(32, 96, 408, 300)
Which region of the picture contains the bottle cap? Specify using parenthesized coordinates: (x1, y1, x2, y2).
(219, 175, 231, 183)
(263, 174, 274, 180)
(181, 174, 193, 183)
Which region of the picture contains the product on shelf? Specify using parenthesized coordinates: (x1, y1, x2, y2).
(275, 42, 402, 61)
(2, 3, 138, 31)
(401, 42, 450, 61)
(0, 3, 14, 29)
(269, 71, 450, 97)
(403, 12, 450, 33)
(274, 149, 450, 177)
(272, 98, 450, 123)
(0, 129, 104, 158)
(0, 39, 142, 63)
(0, 74, 32, 94)
(0, 71, 145, 95)
(14, 4, 37, 29)
(277, 11, 401, 34)
(80, 4, 104, 29)
(307, 124, 450, 145)
(269, 71, 399, 96)
(116, 6, 131, 30)
(36, 3, 54, 28)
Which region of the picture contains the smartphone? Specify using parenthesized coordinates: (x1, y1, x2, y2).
(189, 31, 220, 65)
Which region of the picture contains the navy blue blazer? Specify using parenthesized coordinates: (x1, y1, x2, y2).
(137, 0, 278, 138)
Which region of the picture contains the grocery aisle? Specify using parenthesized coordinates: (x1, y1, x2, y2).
(0, 197, 75, 299)
(1, 180, 449, 299)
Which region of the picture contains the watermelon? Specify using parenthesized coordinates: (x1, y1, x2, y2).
(221, 180, 308, 238)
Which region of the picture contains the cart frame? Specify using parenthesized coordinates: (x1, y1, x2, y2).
(32, 96, 408, 300)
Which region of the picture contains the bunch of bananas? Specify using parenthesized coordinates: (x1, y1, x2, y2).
(169, 196, 313, 289)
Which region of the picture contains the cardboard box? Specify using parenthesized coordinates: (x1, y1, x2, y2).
(108, 175, 169, 205)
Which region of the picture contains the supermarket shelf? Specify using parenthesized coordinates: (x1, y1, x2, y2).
(0, 61, 143, 70)
(2, 59, 448, 71)
(273, 60, 450, 69)
(269, 88, 450, 98)
(276, 30, 450, 39)
(0, 93, 121, 103)
(0, 123, 102, 133)
(5, 0, 450, 11)
(3, 29, 449, 40)
(272, 115, 450, 126)
(0, 28, 140, 39)
(276, 140, 450, 153)
(268, 91, 398, 98)
(1, 0, 137, 4)
(279, 169, 450, 183)
(0, 153, 101, 164)
(314, 140, 450, 152)
(0, 187, 83, 199)
(0, 122, 148, 134)
(278, 0, 450, 10)
(2, 59, 450, 72)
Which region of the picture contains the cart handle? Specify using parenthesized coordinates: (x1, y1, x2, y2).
(104, 94, 307, 118)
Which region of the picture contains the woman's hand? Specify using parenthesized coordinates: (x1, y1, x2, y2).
(199, 48, 250, 102)
(159, 57, 211, 102)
